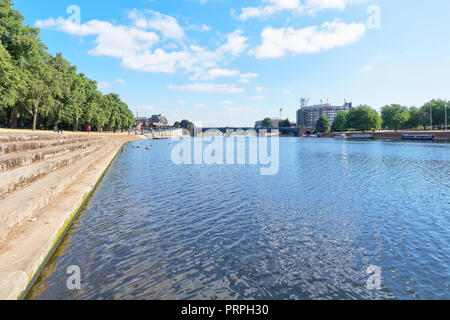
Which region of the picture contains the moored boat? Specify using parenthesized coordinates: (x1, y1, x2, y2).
(334, 134, 347, 139)
(402, 134, 435, 141)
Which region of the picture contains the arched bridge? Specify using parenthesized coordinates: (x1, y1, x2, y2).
(198, 127, 300, 136)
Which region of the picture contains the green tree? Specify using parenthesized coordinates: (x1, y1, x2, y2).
(45, 53, 74, 129)
(0, 1, 152, 132)
(173, 121, 181, 128)
(18, 51, 53, 131)
(278, 118, 290, 128)
(406, 106, 426, 130)
(261, 118, 274, 128)
(0, 0, 45, 128)
(331, 111, 348, 132)
(346, 105, 381, 132)
(180, 120, 194, 129)
(381, 104, 410, 132)
(0, 42, 18, 111)
(316, 115, 330, 133)
(420, 99, 447, 128)
(63, 72, 87, 131)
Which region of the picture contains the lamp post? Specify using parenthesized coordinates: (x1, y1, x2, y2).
(429, 102, 433, 131)
(445, 103, 448, 132)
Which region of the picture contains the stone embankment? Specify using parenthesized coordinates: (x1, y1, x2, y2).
(318, 131, 450, 141)
(0, 131, 142, 300)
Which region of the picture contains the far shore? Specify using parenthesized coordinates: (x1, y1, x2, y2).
(1, 128, 449, 141)
(0, 128, 137, 137)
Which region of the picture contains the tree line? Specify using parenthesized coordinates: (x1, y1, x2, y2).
(173, 120, 195, 129)
(313, 100, 449, 133)
(0, 0, 135, 132)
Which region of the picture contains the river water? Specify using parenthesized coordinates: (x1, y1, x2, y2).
(28, 138, 449, 300)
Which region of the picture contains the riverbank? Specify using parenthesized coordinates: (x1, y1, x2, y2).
(317, 130, 450, 141)
(0, 130, 145, 300)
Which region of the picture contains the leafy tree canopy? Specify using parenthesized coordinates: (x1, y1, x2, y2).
(331, 111, 348, 132)
(381, 104, 410, 131)
(262, 118, 274, 128)
(0, 1, 135, 131)
(316, 115, 330, 133)
(346, 105, 381, 132)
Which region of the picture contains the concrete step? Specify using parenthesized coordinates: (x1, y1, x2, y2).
(0, 143, 119, 241)
(0, 134, 92, 143)
(0, 140, 101, 173)
(0, 145, 103, 199)
(0, 137, 94, 156)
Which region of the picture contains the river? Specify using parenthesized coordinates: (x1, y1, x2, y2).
(27, 138, 449, 300)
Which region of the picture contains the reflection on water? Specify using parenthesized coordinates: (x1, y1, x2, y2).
(28, 138, 450, 300)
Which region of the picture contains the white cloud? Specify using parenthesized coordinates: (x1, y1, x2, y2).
(176, 100, 186, 105)
(256, 86, 264, 92)
(35, 14, 249, 77)
(252, 20, 366, 58)
(238, 73, 259, 83)
(218, 30, 249, 56)
(115, 78, 126, 84)
(240, 73, 259, 79)
(236, 0, 367, 20)
(200, 24, 211, 32)
(193, 104, 207, 109)
(168, 83, 244, 93)
(190, 68, 240, 81)
(35, 18, 160, 59)
(376, 53, 384, 59)
(128, 9, 185, 40)
(97, 81, 111, 89)
(283, 89, 291, 94)
(361, 65, 373, 72)
(220, 100, 233, 104)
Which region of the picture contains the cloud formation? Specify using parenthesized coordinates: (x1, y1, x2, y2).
(35, 11, 250, 78)
(236, 0, 367, 20)
(168, 83, 244, 93)
(251, 20, 366, 58)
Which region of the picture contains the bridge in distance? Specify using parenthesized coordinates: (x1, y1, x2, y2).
(199, 127, 301, 136)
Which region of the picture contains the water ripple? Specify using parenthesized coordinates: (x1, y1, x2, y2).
(28, 138, 450, 300)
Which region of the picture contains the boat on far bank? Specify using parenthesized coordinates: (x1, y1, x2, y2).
(334, 134, 347, 139)
(402, 134, 435, 141)
(302, 134, 320, 138)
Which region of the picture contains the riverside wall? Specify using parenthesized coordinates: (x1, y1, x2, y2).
(0, 130, 144, 300)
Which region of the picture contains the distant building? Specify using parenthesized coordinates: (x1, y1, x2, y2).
(297, 102, 352, 129)
(135, 117, 149, 129)
(135, 115, 168, 129)
(149, 114, 168, 128)
(255, 118, 281, 129)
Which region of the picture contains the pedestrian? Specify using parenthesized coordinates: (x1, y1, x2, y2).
(88, 125, 91, 134)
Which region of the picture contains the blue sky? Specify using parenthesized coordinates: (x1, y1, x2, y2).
(13, 0, 450, 126)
